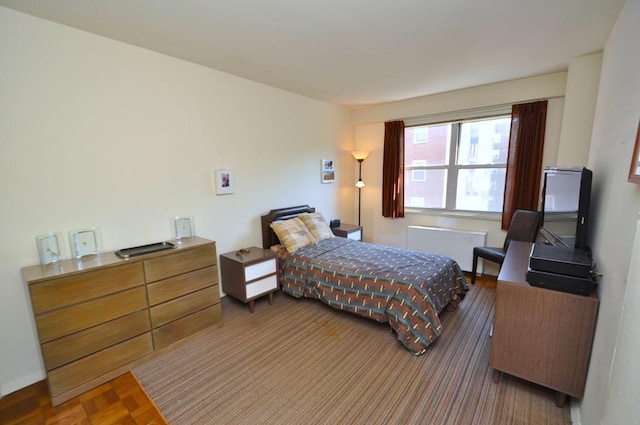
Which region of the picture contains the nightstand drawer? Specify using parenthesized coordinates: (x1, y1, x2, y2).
(246, 274, 278, 298)
(347, 230, 362, 240)
(245, 258, 276, 281)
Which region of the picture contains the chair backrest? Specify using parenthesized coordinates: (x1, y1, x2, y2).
(503, 209, 541, 250)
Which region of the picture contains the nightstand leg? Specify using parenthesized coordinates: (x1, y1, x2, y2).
(249, 300, 255, 313)
(268, 292, 274, 305)
(492, 369, 501, 384)
(555, 392, 568, 408)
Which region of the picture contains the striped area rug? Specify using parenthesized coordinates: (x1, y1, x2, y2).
(134, 285, 571, 425)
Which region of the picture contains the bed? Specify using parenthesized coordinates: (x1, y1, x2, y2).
(260, 205, 469, 355)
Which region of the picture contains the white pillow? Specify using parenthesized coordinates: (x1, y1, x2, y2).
(299, 212, 335, 242)
(270, 217, 317, 253)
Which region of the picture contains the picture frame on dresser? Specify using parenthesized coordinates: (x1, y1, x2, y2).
(36, 232, 65, 265)
(68, 227, 101, 259)
(173, 216, 195, 240)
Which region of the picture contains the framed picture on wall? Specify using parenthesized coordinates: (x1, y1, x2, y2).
(321, 159, 335, 183)
(214, 169, 234, 195)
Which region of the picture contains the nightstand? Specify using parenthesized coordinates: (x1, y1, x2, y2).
(219, 247, 278, 313)
(331, 223, 363, 241)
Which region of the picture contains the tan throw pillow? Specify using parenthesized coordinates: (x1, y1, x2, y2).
(299, 212, 335, 242)
(270, 217, 317, 253)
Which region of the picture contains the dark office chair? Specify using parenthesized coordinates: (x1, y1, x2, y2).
(471, 209, 540, 284)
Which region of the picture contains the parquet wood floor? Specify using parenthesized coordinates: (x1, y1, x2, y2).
(0, 372, 167, 425)
(0, 274, 495, 425)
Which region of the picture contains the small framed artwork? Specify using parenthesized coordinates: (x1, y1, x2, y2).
(36, 233, 64, 265)
(69, 227, 102, 259)
(214, 169, 234, 195)
(321, 159, 335, 183)
(628, 120, 640, 183)
(173, 216, 195, 240)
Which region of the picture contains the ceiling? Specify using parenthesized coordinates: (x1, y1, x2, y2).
(0, 0, 625, 108)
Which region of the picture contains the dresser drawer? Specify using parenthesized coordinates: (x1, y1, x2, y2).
(147, 266, 218, 306)
(29, 263, 144, 314)
(153, 304, 222, 349)
(246, 274, 278, 299)
(149, 286, 219, 328)
(41, 310, 150, 370)
(48, 333, 153, 398)
(245, 258, 276, 281)
(144, 243, 216, 282)
(35, 286, 148, 343)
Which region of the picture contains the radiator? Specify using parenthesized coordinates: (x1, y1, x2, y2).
(407, 226, 487, 272)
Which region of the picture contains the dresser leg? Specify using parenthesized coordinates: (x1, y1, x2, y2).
(268, 292, 274, 305)
(555, 392, 568, 408)
(492, 369, 501, 384)
(249, 300, 255, 313)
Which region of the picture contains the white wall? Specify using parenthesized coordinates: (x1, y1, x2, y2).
(602, 214, 640, 425)
(581, 1, 640, 424)
(0, 7, 352, 396)
(557, 52, 603, 166)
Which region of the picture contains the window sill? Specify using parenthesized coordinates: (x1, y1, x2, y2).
(404, 208, 502, 221)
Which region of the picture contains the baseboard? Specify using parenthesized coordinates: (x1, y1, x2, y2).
(571, 402, 581, 425)
(0, 371, 45, 398)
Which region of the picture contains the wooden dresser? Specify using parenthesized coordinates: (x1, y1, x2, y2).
(22, 237, 222, 406)
(490, 241, 599, 406)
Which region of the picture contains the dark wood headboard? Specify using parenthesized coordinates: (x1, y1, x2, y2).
(260, 205, 315, 248)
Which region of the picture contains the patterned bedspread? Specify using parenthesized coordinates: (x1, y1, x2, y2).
(276, 237, 468, 355)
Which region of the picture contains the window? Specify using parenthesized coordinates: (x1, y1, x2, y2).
(411, 160, 427, 182)
(413, 128, 428, 144)
(404, 116, 511, 212)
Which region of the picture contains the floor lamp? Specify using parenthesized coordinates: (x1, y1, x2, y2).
(352, 152, 368, 226)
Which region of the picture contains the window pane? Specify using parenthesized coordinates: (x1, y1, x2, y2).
(457, 117, 510, 165)
(404, 169, 447, 208)
(455, 168, 505, 212)
(405, 124, 451, 166)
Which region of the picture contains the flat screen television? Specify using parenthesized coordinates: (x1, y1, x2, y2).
(539, 166, 592, 250)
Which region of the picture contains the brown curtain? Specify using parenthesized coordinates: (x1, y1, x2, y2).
(502, 100, 547, 229)
(382, 121, 405, 218)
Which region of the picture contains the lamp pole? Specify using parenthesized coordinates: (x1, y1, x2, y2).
(357, 158, 364, 226)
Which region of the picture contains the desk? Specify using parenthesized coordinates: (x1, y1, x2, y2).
(490, 241, 599, 406)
